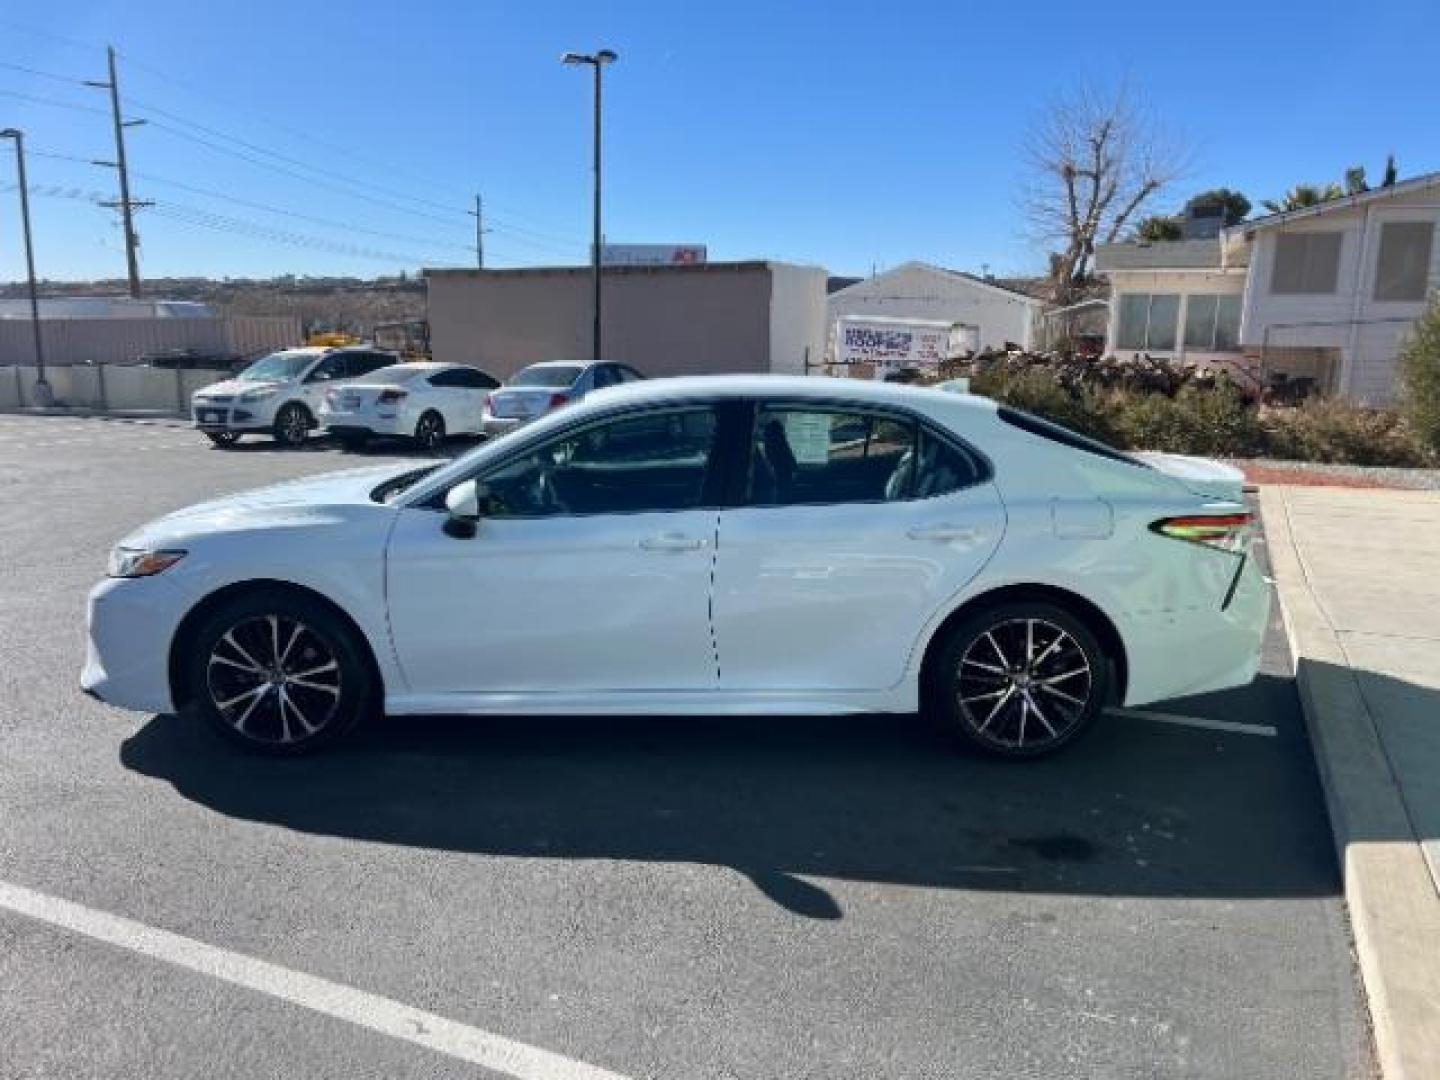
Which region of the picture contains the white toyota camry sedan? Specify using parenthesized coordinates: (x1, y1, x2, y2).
(83, 375, 1269, 759)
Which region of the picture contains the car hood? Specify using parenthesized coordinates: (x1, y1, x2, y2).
(120, 463, 417, 547)
(1133, 452, 1248, 502)
(194, 377, 287, 398)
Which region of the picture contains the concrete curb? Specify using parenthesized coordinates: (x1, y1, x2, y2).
(1260, 485, 1440, 1080)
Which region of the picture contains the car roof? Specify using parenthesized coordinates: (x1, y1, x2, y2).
(582, 374, 999, 413)
(518, 360, 591, 370)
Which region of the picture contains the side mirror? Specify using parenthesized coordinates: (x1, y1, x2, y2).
(443, 479, 489, 537)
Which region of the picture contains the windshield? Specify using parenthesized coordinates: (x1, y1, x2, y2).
(506, 365, 583, 389)
(238, 351, 315, 382)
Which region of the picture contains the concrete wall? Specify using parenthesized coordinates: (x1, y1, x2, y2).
(1239, 184, 1440, 403)
(0, 316, 300, 367)
(0, 364, 220, 413)
(826, 262, 1043, 354)
(426, 262, 825, 380)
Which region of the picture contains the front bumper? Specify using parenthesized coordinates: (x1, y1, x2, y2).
(192, 402, 272, 432)
(80, 575, 191, 714)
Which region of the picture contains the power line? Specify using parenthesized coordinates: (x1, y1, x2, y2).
(0, 59, 87, 85)
(0, 87, 109, 115)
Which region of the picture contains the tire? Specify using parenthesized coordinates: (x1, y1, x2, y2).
(337, 433, 369, 453)
(925, 601, 1109, 759)
(414, 410, 446, 452)
(185, 588, 375, 755)
(273, 403, 311, 447)
(206, 431, 241, 448)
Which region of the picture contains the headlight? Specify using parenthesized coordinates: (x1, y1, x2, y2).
(107, 547, 187, 578)
(239, 387, 277, 403)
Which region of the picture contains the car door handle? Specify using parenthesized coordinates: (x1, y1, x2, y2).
(639, 533, 708, 552)
(907, 524, 980, 542)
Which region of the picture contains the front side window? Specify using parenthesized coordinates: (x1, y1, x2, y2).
(307, 355, 348, 382)
(1272, 232, 1343, 294)
(482, 408, 718, 517)
(1374, 221, 1435, 302)
(749, 406, 915, 506)
(1116, 293, 1180, 352)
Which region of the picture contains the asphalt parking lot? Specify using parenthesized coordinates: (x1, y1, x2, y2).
(0, 414, 1374, 1079)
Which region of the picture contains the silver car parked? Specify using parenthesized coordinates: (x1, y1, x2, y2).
(481, 360, 644, 438)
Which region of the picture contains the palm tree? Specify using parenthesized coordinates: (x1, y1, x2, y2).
(1262, 183, 1344, 214)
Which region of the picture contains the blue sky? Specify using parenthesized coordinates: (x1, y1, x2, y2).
(1, 0, 1436, 283)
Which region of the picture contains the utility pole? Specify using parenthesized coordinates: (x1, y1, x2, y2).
(467, 193, 489, 269)
(0, 128, 50, 404)
(86, 46, 150, 298)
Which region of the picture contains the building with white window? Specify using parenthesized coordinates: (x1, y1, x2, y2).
(1224, 171, 1440, 402)
(1097, 171, 1440, 403)
(1094, 239, 1249, 371)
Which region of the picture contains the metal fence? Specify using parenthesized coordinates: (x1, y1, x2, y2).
(0, 315, 300, 368)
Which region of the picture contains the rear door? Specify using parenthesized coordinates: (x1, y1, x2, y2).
(712, 401, 1006, 691)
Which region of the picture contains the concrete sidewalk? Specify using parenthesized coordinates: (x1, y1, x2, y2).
(1261, 485, 1440, 1080)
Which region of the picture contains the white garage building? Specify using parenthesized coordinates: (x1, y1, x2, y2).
(826, 261, 1047, 357)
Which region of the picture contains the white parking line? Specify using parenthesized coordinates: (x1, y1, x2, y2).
(0, 880, 632, 1080)
(1106, 707, 1278, 737)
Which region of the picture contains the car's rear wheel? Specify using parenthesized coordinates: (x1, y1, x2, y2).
(414, 410, 445, 452)
(273, 403, 310, 447)
(205, 431, 240, 448)
(927, 601, 1108, 759)
(186, 590, 374, 755)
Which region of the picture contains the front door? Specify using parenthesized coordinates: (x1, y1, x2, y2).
(386, 405, 724, 694)
(712, 402, 1006, 691)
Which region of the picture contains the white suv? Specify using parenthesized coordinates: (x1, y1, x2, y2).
(191, 346, 397, 447)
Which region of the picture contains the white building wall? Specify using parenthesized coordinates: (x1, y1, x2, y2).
(767, 263, 828, 374)
(1238, 185, 1440, 404)
(826, 262, 1041, 354)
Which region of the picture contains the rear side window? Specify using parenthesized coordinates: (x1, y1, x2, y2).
(996, 406, 1144, 467)
(355, 353, 392, 376)
(749, 406, 915, 506)
(913, 429, 988, 497)
(436, 367, 499, 389)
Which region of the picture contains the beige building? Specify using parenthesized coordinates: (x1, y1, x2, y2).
(424, 261, 827, 380)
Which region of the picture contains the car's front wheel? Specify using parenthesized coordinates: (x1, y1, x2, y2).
(273, 403, 311, 447)
(928, 601, 1108, 759)
(186, 589, 374, 754)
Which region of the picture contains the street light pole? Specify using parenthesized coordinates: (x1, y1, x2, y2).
(562, 48, 617, 364)
(1, 128, 50, 405)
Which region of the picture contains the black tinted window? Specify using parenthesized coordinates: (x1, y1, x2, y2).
(465, 368, 500, 389)
(912, 429, 987, 497)
(483, 408, 718, 517)
(428, 368, 462, 388)
(352, 353, 391, 376)
(996, 406, 1143, 467)
(749, 406, 915, 506)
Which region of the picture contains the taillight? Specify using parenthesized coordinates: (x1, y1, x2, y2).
(1151, 512, 1254, 554)
(483, 392, 495, 414)
(377, 389, 407, 405)
(548, 392, 571, 410)
(323, 388, 337, 405)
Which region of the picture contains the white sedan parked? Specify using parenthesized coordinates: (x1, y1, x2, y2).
(318, 362, 501, 451)
(83, 375, 1268, 759)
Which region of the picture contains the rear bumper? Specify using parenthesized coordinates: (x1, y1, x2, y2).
(322, 416, 407, 437)
(1121, 553, 1271, 706)
(481, 416, 527, 438)
(80, 575, 188, 714)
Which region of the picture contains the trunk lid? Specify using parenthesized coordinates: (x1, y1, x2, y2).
(1133, 452, 1248, 502)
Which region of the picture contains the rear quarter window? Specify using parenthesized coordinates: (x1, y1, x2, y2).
(995, 406, 1145, 468)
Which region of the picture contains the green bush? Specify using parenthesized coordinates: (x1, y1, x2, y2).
(965, 360, 1430, 465)
(1400, 296, 1440, 454)
(1260, 399, 1430, 466)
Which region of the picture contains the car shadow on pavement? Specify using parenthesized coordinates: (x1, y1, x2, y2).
(120, 673, 1340, 920)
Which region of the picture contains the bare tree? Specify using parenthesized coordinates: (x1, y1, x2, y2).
(1020, 84, 1188, 305)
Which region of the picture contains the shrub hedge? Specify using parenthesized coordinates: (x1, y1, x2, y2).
(967, 366, 1434, 466)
